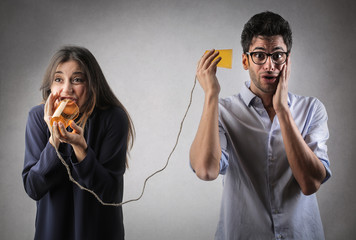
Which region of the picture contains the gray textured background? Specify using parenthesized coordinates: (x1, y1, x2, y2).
(1, 0, 355, 239)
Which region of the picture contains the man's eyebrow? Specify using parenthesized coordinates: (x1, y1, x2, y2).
(272, 46, 285, 51)
(252, 47, 266, 51)
(252, 46, 285, 52)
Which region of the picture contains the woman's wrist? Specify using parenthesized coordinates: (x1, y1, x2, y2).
(72, 141, 88, 162)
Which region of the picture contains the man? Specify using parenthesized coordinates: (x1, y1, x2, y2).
(190, 11, 331, 239)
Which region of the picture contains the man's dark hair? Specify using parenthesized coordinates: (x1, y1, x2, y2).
(241, 11, 292, 53)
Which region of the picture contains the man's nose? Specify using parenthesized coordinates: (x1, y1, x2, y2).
(263, 56, 275, 71)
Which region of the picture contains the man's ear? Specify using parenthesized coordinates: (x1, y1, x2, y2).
(242, 53, 249, 70)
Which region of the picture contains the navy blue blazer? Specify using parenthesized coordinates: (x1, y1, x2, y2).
(23, 104, 128, 240)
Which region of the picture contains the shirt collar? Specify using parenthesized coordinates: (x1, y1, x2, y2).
(240, 81, 257, 107)
(240, 81, 291, 107)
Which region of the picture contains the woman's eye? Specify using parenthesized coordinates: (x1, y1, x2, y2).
(54, 77, 61, 82)
(72, 78, 83, 83)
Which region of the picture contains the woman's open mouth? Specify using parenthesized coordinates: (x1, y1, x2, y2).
(60, 97, 77, 102)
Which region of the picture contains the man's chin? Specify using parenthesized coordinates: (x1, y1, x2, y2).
(260, 83, 278, 94)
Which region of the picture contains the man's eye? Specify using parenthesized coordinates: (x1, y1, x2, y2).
(273, 52, 283, 59)
(253, 53, 266, 59)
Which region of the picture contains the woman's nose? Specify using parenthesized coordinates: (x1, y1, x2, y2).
(62, 81, 73, 93)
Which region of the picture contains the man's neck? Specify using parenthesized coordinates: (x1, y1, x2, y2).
(249, 86, 276, 121)
(260, 94, 273, 109)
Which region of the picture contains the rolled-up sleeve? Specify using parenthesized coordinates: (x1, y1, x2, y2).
(219, 120, 229, 175)
(305, 99, 331, 183)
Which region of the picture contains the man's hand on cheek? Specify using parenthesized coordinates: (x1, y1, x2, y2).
(273, 57, 290, 114)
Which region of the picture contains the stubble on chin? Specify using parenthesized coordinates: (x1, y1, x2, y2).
(252, 76, 278, 95)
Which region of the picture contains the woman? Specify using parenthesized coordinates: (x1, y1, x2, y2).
(22, 46, 134, 240)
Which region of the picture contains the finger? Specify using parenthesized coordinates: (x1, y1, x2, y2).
(44, 93, 54, 124)
(202, 50, 220, 70)
(51, 121, 60, 139)
(197, 49, 212, 70)
(202, 49, 216, 60)
(212, 56, 222, 67)
(45, 92, 59, 115)
(286, 56, 291, 80)
(197, 49, 216, 70)
(278, 65, 289, 92)
(52, 121, 67, 141)
(44, 92, 53, 111)
(69, 120, 82, 134)
(53, 90, 63, 108)
(279, 65, 286, 83)
(57, 121, 68, 138)
(49, 121, 61, 147)
(47, 116, 52, 126)
(205, 56, 222, 74)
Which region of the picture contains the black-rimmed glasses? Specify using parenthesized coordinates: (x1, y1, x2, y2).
(246, 51, 289, 65)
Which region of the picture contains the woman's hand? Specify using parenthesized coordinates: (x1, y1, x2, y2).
(44, 91, 61, 129)
(44, 91, 62, 148)
(52, 120, 87, 162)
(45, 91, 87, 161)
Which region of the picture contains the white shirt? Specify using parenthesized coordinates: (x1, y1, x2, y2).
(216, 81, 331, 240)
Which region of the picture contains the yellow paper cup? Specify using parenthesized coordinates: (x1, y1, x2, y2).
(205, 49, 232, 69)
